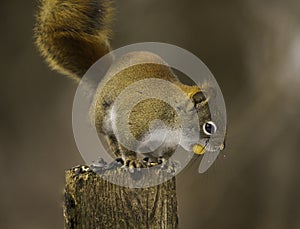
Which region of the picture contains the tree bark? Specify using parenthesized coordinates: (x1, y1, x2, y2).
(63, 166, 178, 229)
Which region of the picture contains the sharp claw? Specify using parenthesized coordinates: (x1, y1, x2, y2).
(149, 162, 158, 167)
(142, 157, 161, 167)
(128, 161, 135, 173)
(143, 157, 150, 163)
(116, 158, 124, 165)
(136, 162, 143, 171)
(120, 164, 128, 172)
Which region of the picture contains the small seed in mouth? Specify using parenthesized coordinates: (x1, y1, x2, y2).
(193, 144, 206, 155)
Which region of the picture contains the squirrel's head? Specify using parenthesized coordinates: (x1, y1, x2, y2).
(189, 87, 226, 155)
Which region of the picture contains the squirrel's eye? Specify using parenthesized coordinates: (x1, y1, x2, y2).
(203, 121, 217, 136)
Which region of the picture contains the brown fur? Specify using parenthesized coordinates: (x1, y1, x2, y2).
(34, 0, 212, 165)
(34, 0, 114, 80)
(92, 52, 207, 141)
(91, 51, 211, 161)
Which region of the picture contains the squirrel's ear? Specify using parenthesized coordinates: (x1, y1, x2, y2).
(192, 84, 217, 108)
(192, 92, 209, 108)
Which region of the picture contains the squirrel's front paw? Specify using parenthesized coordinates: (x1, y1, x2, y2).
(123, 159, 147, 173)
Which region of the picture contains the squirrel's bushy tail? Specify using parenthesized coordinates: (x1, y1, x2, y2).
(34, 0, 114, 80)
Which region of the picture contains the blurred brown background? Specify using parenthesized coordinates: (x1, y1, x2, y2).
(1, 0, 300, 228)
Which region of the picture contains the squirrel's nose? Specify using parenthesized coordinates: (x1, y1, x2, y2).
(220, 141, 226, 151)
(219, 144, 224, 151)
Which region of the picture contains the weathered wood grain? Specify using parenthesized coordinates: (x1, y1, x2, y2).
(63, 166, 178, 229)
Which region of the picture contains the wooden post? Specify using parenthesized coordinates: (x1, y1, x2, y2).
(63, 166, 178, 229)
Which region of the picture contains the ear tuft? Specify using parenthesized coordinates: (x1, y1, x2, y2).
(192, 92, 209, 109)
